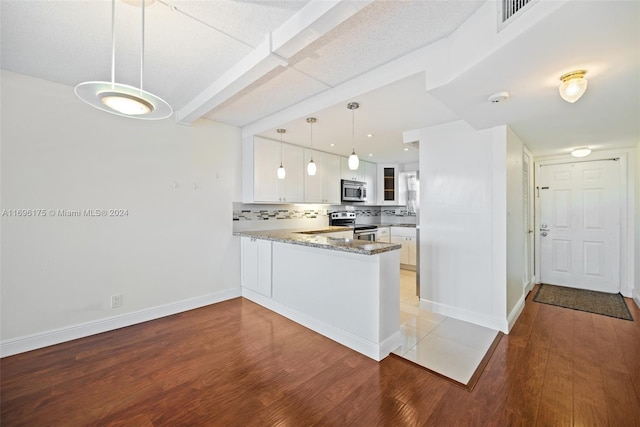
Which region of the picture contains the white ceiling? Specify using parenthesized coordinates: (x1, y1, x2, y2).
(2, 0, 639, 163)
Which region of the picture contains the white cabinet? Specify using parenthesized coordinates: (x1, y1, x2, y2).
(377, 227, 390, 243)
(304, 150, 341, 204)
(390, 227, 416, 267)
(243, 136, 304, 203)
(364, 162, 377, 205)
(341, 157, 365, 182)
(378, 164, 399, 205)
(241, 237, 272, 297)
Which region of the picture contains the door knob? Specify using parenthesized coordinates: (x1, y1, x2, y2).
(541, 231, 548, 237)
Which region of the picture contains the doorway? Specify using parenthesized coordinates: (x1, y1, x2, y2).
(536, 158, 621, 293)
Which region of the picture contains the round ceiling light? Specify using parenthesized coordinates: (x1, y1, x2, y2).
(571, 147, 591, 158)
(75, 82, 172, 120)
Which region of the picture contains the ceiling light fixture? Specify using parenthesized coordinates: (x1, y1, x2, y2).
(558, 70, 588, 103)
(306, 117, 317, 176)
(347, 102, 360, 171)
(571, 147, 591, 158)
(277, 129, 286, 179)
(75, 0, 172, 120)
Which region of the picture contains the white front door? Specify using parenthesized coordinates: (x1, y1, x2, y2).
(538, 160, 620, 293)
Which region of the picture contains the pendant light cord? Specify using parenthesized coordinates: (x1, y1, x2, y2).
(140, 0, 145, 92)
(280, 131, 284, 165)
(351, 107, 355, 151)
(110, 0, 115, 85)
(310, 121, 313, 158)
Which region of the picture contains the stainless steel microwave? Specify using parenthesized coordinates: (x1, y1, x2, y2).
(341, 180, 367, 203)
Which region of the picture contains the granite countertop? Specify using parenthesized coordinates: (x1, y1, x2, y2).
(233, 226, 401, 255)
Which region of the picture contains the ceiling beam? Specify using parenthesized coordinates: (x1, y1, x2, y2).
(175, 0, 373, 125)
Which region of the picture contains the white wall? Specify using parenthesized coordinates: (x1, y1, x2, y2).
(506, 128, 525, 323)
(635, 141, 640, 307)
(0, 71, 242, 355)
(418, 120, 509, 332)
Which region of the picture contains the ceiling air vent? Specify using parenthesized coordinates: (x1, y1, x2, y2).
(499, 0, 536, 30)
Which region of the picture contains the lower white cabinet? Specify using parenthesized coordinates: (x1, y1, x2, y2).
(377, 227, 390, 243)
(390, 227, 416, 266)
(241, 237, 272, 297)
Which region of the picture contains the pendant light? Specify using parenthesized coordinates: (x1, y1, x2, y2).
(277, 128, 286, 180)
(75, 0, 172, 120)
(558, 70, 588, 103)
(306, 117, 317, 176)
(347, 102, 360, 171)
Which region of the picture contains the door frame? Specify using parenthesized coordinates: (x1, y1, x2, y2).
(523, 146, 535, 294)
(533, 149, 635, 297)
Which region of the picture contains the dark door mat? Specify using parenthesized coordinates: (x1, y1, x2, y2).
(534, 284, 633, 321)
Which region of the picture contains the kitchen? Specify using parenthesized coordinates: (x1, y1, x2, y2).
(1, 0, 639, 424)
(233, 137, 420, 361)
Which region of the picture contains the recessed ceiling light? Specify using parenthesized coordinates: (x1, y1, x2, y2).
(368, 153, 373, 157)
(403, 148, 409, 151)
(367, 134, 373, 138)
(330, 143, 335, 147)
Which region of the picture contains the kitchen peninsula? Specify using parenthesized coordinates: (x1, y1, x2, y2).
(233, 227, 402, 361)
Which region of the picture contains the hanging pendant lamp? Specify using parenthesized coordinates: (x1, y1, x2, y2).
(277, 129, 286, 179)
(307, 117, 317, 176)
(75, 0, 172, 120)
(347, 102, 360, 171)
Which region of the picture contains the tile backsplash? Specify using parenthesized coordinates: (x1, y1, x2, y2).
(232, 202, 416, 231)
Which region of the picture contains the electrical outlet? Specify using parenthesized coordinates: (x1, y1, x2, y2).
(111, 294, 123, 308)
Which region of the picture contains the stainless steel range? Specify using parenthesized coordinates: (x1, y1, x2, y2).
(329, 211, 380, 241)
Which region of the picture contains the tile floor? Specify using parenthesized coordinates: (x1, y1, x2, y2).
(393, 270, 499, 385)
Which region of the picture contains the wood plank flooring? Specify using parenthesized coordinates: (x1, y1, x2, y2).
(2, 288, 640, 426)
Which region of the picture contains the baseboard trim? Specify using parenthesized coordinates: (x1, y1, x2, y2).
(242, 288, 399, 361)
(0, 288, 242, 358)
(633, 292, 640, 311)
(419, 299, 509, 333)
(507, 294, 526, 332)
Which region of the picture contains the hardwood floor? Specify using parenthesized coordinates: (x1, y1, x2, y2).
(2, 289, 640, 426)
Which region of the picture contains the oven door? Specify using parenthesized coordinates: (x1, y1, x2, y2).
(354, 230, 377, 241)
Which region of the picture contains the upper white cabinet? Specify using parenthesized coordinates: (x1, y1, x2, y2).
(244, 135, 379, 205)
(304, 150, 341, 204)
(364, 161, 377, 205)
(243, 136, 304, 203)
(378, 164, 399, 205)
(341, 157, 365, 182)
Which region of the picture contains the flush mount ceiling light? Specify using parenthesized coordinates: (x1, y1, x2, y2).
(571, 147, 592, 157)
(306, 117, 317, 176)
(347, 102, 360, 171)
(75, 0, 172, 120)
(277, 128, 286, 179)
(559, 70, 588, 103)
